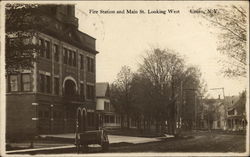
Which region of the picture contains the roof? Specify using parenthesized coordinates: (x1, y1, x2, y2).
(224, 96, 240, 109)
(96, 82, 109, 98)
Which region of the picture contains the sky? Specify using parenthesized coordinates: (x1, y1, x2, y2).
(75, 1, 248, 98)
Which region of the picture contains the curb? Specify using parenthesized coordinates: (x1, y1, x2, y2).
(6, 145, 76, 154)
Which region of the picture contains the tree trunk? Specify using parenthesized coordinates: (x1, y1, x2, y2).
(156, 121, 160, 133)
(161, 120, 165, 134)
(143, 119, 146, 131)
(121, 114, 124, 129)
(127, 115, 130, 129)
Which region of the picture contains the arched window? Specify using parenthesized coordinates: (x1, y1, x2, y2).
(64, 79, 76, 96)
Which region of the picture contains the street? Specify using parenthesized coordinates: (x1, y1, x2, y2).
(7, 131, 246, 154)
(109, 131, 246, 153)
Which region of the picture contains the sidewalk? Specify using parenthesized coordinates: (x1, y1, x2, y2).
(6, 133, 163, 154)
(40, 133, 162, 144)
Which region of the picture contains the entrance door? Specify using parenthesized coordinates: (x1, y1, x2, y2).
(76, 107, 86, 133)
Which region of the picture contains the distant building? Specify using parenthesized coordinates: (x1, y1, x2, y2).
(211, 100, 227, 130)
(201, 93, 247, 131)
(225, 94, 247, 131)
(6, 5, 99, 139)
(96, 83, 121, 129)
(200, 97, 226, 130)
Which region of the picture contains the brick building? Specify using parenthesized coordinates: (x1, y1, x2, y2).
(6, 5, 99, 138)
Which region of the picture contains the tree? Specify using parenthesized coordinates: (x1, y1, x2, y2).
(130, 73, 156, 131)
(137, 48, 205, 134)
(235, 90, 246, 116)
(110, 66, 134, 129)
(181, 66, 205, 129)
(139, 48, 187, 135)
(5, 4, 48, 73)
(201, 5, 247, 78)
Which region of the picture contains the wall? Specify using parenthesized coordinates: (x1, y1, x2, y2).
(96, 98, 109, 111)
(6, 94, 37, 139)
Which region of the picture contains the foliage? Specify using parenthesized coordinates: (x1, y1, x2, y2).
(5, 4, 46, 73)
(235, 90, 246, 115)
(110, 66, 134, 128)
(201, 5, 247, 78)
(111, 48, 205, 134)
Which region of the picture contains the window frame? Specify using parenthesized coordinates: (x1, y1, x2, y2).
(53, 44, 59, 62)
(54, 77, 59, 95)
(39, 74, 45, 93)
(38, 38, 45, 57)
(80, 83, 84, 99)
(80, 54, 84, 69)
(86, 85, 94, 100)
(21, 73, 31, 92)
(68, 50, 72, 66)
(72, 51, 76, 66)
(87, 57, 94, 72)
(46, 75, 51, 93)
(8, 74, 18, 92)
(45, 40, 51, 59)
(63, 48, 68, 64)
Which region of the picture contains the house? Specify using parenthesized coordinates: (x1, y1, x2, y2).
(96, 83, 121, 129)
(211, 100, 227, 130)
(6, 5, 99, 139)
(225, 93, 247, 131)
(201, 92, 247, 131)
(201, 98, 226, 130)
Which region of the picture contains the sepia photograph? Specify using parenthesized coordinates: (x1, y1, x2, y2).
(0, 0, 249, 156)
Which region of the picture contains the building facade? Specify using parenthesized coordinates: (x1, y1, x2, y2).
(96, 83, 121, 129)
(6, 5, 99, 138)
(225, 95, 247, 131)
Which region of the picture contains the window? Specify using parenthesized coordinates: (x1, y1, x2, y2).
(53, 44, 59, 62)
(45, 40, 50, 59)
(228, 109, 235, 115)
(63, 48, 67, 64)
(110, 116, 114, 123)
(104, 102, 110, 111)
(39, 74, 45, 92)
(68, 50, 72, 66)
(104, 115, 114, 123)
(54, 77, 59, 95)
(80, 54, 84, 69)
(217, 121, 221, 128)
(116, 116, 120, 123)
(72, 51, 76, 66)
(87, 85, 94, 100)
(80, 83, 84, 99)
(38, 38, 44, 57)
(39, 74, 52, 93)
(21, 74, 31, 91)
(87, 57, 94, 72)
(46, 75, 51, 93)
(9, 75, 18, 92)
(104, 115, 109, 123)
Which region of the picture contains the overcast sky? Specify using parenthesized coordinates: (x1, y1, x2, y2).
(76, 1, 248, 98)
